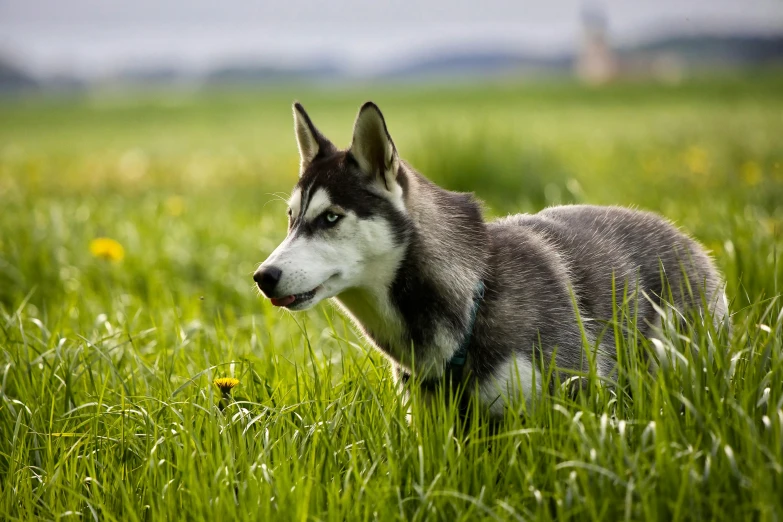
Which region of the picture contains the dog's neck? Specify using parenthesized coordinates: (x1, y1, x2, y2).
(335, 166, 489, 379)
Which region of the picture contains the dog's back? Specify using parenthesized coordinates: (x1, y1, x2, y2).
(474, 205, 728, 387)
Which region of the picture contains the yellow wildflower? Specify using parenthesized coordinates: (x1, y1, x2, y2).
(214, 377, 240, 412)
(740, 161, 762, 186)
(684, 146, 709, 176)
(164, 195, 185, 216)
(89, 237, 125, 262)
(213, 377, 240, 393)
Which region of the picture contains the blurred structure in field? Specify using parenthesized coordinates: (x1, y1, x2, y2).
(576, 8, 617, 85)
(0, 0, 781, 94)
(575, 6, 781, 86)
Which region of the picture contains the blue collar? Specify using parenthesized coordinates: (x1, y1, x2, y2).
(446, 280, 485, 372)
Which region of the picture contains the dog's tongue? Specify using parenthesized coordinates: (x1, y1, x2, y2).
(270, 295, 296, 307)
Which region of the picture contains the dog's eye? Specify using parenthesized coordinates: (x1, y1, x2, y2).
(323, 211, 342, 226)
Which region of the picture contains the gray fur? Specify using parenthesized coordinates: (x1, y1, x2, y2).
(254, 101, 730, 417)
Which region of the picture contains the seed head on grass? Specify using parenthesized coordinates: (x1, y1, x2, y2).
(89, 237, 125, 262)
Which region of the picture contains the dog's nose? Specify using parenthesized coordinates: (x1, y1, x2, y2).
(253, 266, 282, 295)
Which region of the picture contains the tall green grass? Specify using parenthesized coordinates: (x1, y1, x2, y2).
(1, 77, 782, 520)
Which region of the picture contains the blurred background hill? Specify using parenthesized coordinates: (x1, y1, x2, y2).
(0, 0, 781, 93)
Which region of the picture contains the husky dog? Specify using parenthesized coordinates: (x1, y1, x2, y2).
(253, 101, 729, 416)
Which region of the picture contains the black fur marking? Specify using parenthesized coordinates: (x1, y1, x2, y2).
(388, 180, 489, 367)
(294, 152, 410, 244)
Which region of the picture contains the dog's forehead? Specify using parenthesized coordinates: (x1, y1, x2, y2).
(298, 152, 356, 191)
(290, 152, 378, 219)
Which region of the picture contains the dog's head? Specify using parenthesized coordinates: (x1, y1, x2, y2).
(253, 102, 410, 310)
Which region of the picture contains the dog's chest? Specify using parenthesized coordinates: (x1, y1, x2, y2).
(333, 290, 409, 359)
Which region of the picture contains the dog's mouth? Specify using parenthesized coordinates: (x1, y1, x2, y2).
(270, 287, 318, 308)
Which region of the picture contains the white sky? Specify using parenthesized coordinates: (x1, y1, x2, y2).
(1, 0, 782, 78)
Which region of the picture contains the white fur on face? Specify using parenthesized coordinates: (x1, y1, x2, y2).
(288, 188, 302, 220)
(260, 188, 406, 312)
(303, 188, 332, 221)
(478, 355, 541, 417)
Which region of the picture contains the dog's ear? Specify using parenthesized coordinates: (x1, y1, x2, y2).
(293, 102, 334, 174)
(350, 102, 399, 190)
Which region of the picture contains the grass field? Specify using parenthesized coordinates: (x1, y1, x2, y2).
(1, 75, 783, 520)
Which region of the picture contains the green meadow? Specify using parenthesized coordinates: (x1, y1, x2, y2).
(1, 75, 782, 520)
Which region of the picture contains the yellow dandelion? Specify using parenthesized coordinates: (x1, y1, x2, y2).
(684, 146, 709, 176)
(164, 195, 185, 216)
(213, 377, 240, 392)
(214, 377, 240, 412)
(89, 237, 125, 262)
(740, 161, 762, 186)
